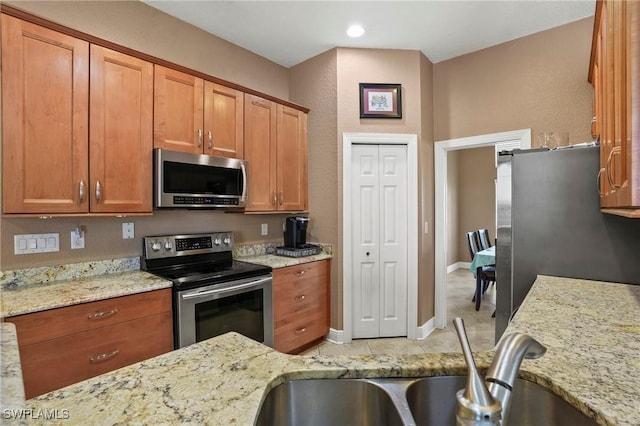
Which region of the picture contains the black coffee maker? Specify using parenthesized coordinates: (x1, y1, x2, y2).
(283, 216, 309, 248)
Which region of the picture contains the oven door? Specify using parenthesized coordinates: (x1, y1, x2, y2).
(175, 275, 273, 349)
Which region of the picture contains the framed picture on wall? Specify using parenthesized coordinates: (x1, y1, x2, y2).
(359, 83, 402, 119)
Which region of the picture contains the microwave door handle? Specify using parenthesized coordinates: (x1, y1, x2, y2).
(181, 276, 271, 300)
(241, 162, 247, 201)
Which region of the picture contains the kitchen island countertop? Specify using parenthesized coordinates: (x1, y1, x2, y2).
(9, 275, 638, 426)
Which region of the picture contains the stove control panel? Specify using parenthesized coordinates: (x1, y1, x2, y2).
(143, 232, 234, 259)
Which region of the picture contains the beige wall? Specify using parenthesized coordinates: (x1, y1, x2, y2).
(456, 147, 496, 262)
(289, 49, 340, 326)
(295, 47, 434, 328)
(0, 0, 293, 269)
(434, 17, 594, 145)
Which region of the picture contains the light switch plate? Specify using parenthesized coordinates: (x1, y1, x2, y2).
(14, 233, 59, 255)
(122, 222, 135, 239)
(261, 224, 268, 236)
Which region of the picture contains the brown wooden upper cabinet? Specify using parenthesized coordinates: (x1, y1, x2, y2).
(244, 94, 308, 212)
(1, 15, 153, 214)
(153, 65, 244, 159)
(590, 0, 640, 217)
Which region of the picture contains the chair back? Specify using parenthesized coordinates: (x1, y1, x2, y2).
(478, 228, 492, 251)
(466, 231, 481, 261)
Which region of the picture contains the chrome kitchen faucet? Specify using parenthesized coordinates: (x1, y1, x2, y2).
(453, 317, 546, 426)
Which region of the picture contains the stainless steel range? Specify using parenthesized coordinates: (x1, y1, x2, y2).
(141, 232, 273, 349)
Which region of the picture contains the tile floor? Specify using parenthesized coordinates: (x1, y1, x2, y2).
(302, 268, 496, 356)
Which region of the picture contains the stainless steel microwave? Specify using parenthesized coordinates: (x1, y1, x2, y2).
(154, 149, 247, 209)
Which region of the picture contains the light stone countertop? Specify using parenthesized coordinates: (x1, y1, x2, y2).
(9, 275, 639, 426)
(0, 271, 172, 318)
(0, 322, 26, 424)
(240, 252, 332, 269)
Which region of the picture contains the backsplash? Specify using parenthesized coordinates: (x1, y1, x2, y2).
(0, 257, 139, 289)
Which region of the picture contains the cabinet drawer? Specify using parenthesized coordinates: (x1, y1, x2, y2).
(273, 273, 327, 320)
(8, 289, 171, 346)
(272, 260, 329, 283)
(274, 308, 328, 354)
(20, 311, 173, 399)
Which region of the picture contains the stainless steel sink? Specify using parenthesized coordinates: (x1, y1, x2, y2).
(405, 375, 599, 426)
(255, 379, 405, 426)
(256, 376, 598, 426)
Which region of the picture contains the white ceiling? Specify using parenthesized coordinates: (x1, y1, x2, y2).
(143, 0, 595, 68)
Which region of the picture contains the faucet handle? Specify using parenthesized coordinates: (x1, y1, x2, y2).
(453, 318, 502, 424)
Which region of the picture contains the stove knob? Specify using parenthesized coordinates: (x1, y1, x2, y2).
(214, 238, 221, 246)
(164, 241, 173, 251)
(223, 237, 231, 245)
(151, 242, 161, 251)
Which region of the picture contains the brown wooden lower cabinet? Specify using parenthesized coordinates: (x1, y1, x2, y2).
(273, 260, 329, 354)
(7, 289, 173, 398)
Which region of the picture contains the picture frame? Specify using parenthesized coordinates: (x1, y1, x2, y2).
(359, 83, 402, 119)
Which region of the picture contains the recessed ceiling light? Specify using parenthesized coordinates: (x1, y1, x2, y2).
(347, 24, 365, 38)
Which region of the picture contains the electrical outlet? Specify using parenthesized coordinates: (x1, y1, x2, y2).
(71, 229, 85, 249)
(261, 224, 268, 236)
(122, 222, 135, 239)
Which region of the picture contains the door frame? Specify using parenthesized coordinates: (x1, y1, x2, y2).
(342, 132, 418, 343)
(433, 129, 531, 329)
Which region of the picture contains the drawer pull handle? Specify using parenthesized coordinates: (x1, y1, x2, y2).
(89, 349, 120, 364)
(294, 270, 305, 276)
(88, 308, 119, 320)
(295, 294, 306, 302)
(295, 327, 307, 335)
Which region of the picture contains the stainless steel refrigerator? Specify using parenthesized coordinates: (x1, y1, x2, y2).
(496, 145, 640, 338)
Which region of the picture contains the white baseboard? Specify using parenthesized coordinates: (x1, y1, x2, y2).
(328, 321, 439, 343)
(447, 262, 470, 273)
(415, 317, 436, 340)
(326, 328, 345, 344)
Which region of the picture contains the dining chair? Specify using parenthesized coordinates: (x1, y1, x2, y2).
(478, 228, 492, 251)
(467, 231, 495, 311)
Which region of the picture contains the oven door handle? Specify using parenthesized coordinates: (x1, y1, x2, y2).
(181, 276, 271, 300)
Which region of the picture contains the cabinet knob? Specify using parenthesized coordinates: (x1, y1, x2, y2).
(197, 129, 203, 147)
(208, 131, 213, 149)
(295, 327, 307, 335)
(366, 252, 370, 256)
(95, 181, 102, 202)
(294, 294, 306, 302)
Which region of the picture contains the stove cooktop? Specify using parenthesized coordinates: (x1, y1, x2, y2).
(141, 232, 271, 290)
(151, 259, 271, 289)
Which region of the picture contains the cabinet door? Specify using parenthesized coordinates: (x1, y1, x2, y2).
(90, 45, 153, 213)
(204, 82, 244, 158)
(276, 105, 308, 211)
(1, 15, 89, 213)
(154, 65, 204, 154)
(244, 94, 277, 211)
